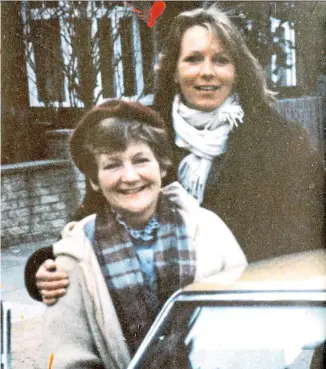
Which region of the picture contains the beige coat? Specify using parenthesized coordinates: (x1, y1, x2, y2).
(42, 182, 247, 369)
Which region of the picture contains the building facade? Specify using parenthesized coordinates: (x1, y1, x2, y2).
(1, 1, 325, 247)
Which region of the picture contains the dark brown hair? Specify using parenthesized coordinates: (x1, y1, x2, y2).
(70, 99, 172, 183)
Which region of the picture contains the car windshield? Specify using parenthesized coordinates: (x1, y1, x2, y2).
(130, 296, 326, 369)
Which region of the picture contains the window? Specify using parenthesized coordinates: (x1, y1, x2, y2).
(128, 293, 326, 369)
(119, 16, 137, 96)
(139, 21, 155, 96)
(235, 12, 297, 89)
(30, 18, 65, 104)
(21, 1, 84, 108)
(269, 17, 296, 87)
(100, 6, 154, 104)
(98, 17, 114, 98)
(21, 1, 155, 108)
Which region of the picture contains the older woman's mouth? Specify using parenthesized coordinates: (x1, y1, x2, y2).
(118, 185, 148, 194)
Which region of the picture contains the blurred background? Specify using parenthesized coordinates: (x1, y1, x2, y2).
(2, 1, 325, 248)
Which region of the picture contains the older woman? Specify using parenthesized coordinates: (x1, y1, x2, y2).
(25, 6, 324, 304)
(41, 99, 246, 368)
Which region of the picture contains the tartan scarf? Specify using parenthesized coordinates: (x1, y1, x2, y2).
(93, 192, 196, 354)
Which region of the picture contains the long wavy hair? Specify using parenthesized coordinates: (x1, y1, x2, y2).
(153, 6, 276, 125)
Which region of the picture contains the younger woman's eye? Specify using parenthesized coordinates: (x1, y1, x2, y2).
(184, 54, 202, 63)
(214, 54, 232, 64)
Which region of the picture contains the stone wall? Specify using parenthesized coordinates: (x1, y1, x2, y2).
(1, 160, 85, 247)
(1, 96, 324, 248)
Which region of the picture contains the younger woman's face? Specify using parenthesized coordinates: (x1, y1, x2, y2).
(175, 25, 235, 111)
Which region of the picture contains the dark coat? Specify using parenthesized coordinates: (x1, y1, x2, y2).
(197, 107, 325, 261)
(25, 105, 325, 300)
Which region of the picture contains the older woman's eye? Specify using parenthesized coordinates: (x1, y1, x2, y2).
(103, 162, 120, 170)
(135, 157, 150, 164)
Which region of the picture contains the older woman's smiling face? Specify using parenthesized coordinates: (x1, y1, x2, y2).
(91, 142, 164, 228)
(175, 25, 235, 111)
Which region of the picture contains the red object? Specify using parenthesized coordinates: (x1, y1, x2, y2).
(125, 0, 166, 28)
(147, 1, 166, 28)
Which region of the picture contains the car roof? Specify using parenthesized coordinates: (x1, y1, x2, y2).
(184, 249, 326, 293)
(127, 250, 326, 369)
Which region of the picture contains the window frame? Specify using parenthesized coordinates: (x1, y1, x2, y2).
(269, 16, 296, 87)
(21, 1, 154, 108)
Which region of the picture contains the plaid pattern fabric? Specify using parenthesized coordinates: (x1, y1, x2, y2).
(93, 193, 196, 354)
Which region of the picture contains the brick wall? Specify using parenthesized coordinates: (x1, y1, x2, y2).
(1, 160, 85, 247)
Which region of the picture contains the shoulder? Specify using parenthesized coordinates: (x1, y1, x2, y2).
(53, 214, 96, 262)
(240, 106, 316, 160)
(266, 109, 320, 163)
(162, 182, 198, 210)
(195, 207, 239, 244)
(194, 206, 247, 279)
(60, 214, 96, 238)
(162, 182, 238, 239)
(255, 106, 309, 138)
(196, 206, 223, 227)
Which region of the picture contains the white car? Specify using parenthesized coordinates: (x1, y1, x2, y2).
(128, 249, 326, 369)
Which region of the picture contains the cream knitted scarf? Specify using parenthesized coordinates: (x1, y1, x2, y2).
(172, 94, 244, 204)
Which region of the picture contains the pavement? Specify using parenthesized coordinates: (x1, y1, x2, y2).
(1, 240, 57, 369)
